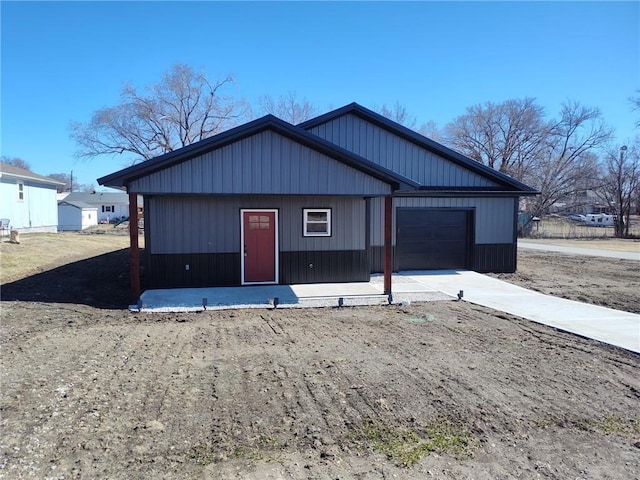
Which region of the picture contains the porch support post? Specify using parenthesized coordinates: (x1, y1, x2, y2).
(383, 195, 393, 298)
(128, 192, 140, 302)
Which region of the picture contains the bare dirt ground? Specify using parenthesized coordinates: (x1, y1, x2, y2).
(491, 245, 640, 314)
(1, 234, 639, 479)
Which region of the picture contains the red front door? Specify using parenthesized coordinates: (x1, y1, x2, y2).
(242, 210, 277, 284)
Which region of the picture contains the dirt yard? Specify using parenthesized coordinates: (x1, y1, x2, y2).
(491, 245, 640, 314)
(1, 233, 639, 479)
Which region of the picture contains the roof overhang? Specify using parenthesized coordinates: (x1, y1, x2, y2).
(0, 170, 65, 187)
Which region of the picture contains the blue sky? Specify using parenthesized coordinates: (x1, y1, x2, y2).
(2, 1, 639, 188)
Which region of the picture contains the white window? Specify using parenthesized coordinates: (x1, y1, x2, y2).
(303, 208, 331, 237)
(17, 182, 24, 201)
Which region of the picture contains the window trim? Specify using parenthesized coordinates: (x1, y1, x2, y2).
(303, 208, 332, 237)
(17, 182, 24, 201)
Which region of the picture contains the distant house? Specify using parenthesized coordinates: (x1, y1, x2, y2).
(99, 102, 537, 300)
(59, 191, 131, 223)
(0, 164, 64, 233)
(57, 200, 98, 231)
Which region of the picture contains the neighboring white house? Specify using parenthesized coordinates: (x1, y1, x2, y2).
(58, 191, 130, 223)
(0, 164, 64, 233)
(57, 200, 98, 231)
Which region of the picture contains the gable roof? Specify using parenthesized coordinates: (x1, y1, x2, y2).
(299, 103, 538, 194)
(58, 200, 98, 210)
(98, 115, 419, 191)
(63, 191, 129, 205)
(0, 164, 65, 186)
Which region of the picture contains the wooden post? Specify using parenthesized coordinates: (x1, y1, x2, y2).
(383, 195, 392, 297)
(128, 192, 140, 302)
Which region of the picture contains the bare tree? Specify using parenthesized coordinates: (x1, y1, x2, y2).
(47, 173, 96, 193)
(1, 156, 31, 171)
(444, 98, 612, 218)
(70, 64, 247, 163)
(595, 142, 640, 237)
(416, 120, 442, 142)
(257, 92, 318, 124)
(374, 101, 418, 129)
(47, 173, 74, 193)
(630, 90, 640, 129)
(523, 102, 612, 217)
(444, 98, 548, 178)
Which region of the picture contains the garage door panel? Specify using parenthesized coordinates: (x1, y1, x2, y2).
(396, 209, 472, 270)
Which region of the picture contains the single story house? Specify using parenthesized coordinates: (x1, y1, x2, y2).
(0, 164, 64, 233)
(59, 191, 131, 223)
(57, 200, 98, 231)
(98, 102, 537, 300)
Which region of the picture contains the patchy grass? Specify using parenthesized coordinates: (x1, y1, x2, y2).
(348, 418, 477, 467)
(591, 416, 640, 435)
(535, 415, 640, 436)
(189, 435, 287, 466)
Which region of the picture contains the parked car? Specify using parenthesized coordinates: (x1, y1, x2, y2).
(569, 214, 586, 222)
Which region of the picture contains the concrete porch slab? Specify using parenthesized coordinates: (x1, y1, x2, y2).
(133, 274, 453, 312)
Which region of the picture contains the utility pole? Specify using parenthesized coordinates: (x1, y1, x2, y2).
(619, 146, 627, 237)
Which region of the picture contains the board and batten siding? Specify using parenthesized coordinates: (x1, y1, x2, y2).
(147, 195, 366, 255)
(368, 196, 516, 246)
(307, 114, 500, 188)
(129, 130, 391, 196)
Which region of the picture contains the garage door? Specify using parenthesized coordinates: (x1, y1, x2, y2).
(396, 209, 472, 270)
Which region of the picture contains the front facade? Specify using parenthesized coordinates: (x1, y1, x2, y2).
(0, 164, 63, 233)
(60, 192, 130, 223)
(98, 103, 536, 296)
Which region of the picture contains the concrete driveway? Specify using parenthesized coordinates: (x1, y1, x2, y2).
(403, 270, 640, 354)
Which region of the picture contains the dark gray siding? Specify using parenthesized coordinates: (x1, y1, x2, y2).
(146, 195, 366, 255)
(142, 195, 369, 287)
(129, 130, 391, 196)
(368, 196, 516, 246)
(368, 196, 517, 273)
(307, 114, 500, 188)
